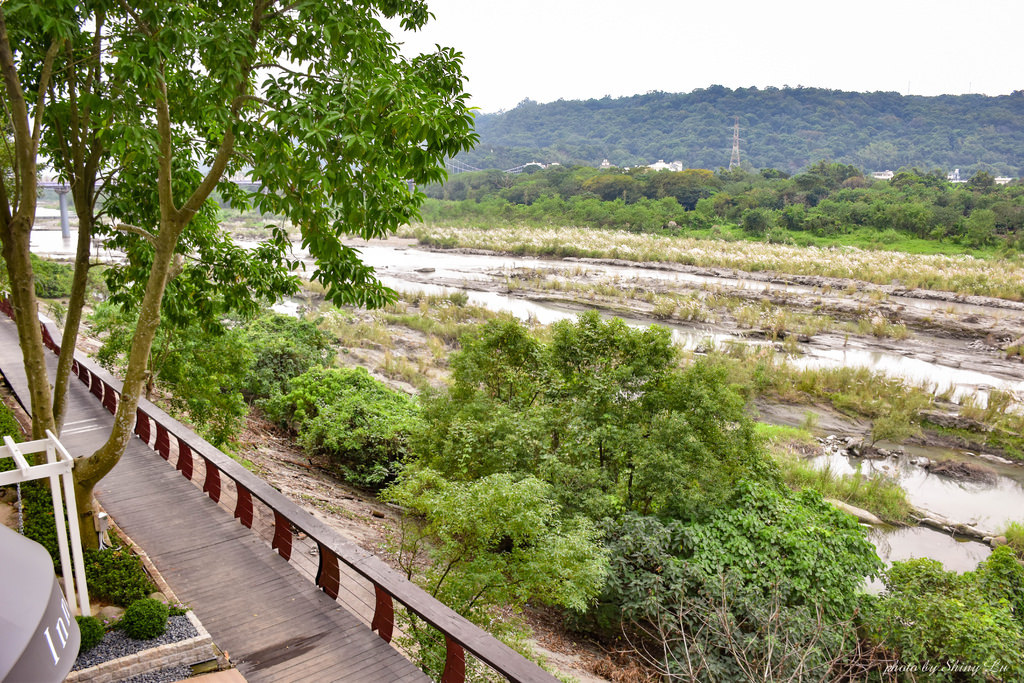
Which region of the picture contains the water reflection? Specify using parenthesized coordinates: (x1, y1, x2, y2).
(869, 526, 991, 581)
(810, 447, 1024, 534)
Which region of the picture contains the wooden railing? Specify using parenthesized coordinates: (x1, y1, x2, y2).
(2, 301, 558, 683)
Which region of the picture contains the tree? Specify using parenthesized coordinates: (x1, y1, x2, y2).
(0, 0, 476, 545)
(413, 314, 775, 521)
(89, 302, 253, 446)
(741, 207, 773, 235)
(582, 173, 641, 202)
(601, 485, 883, 680)
(965, 208, 997, 248)
(0, 2, 72, 439)
(385, 467, 607, 677)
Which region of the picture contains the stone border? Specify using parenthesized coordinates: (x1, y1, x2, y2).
(66, 611, 216, 683)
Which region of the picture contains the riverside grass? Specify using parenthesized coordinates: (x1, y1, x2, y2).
(758, 423, 913, 523)
(505, 267, 912, 340)
(403, 224, 1024, 300)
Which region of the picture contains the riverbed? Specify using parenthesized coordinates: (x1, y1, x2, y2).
(30, 226, 1024, 573)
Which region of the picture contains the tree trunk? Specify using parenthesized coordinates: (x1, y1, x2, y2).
(0, 218, 56, 440)
(72, 224, 182, 548)
(0, 11, 60, 440)
(52, 210, 95, 431)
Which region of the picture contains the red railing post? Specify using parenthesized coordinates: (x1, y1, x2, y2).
(202, 457, 221, 502)
(176, 437, 194, 480)
(41, 324, 59, 353)
(315, 543, 341, 599)
(271, 511, 292, 561)
(234, 484, 254, 528)
(441, 637, 466, 683)
(101, 381, 117, 414)
(135, 408, 151, 445)
(371, 584, 395, 643)
(154, 423, 170, 460)
(89, 372, 103, 401)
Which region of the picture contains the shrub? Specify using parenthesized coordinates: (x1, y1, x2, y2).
(29, 254, 74, 298)
(12, 480, 61, 567)
(265, 366, 419, 489)
(119, 598, 169, 640)
(0, 401, 23, 442)
(240, 313, 336, 401)
(84, 547, 156, 607)
(76, 615, 105, 652)
(591, 484, 882, 679)
(860, 548, 1024, 680)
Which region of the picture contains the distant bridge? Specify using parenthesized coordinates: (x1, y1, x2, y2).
(444, 160, 542, 176)
(36, 178, 262, 238)
(38, 161, 529, 236)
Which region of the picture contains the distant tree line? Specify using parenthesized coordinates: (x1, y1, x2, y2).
(421, 162, 1024, 251)
(461, 86, 1024, 176)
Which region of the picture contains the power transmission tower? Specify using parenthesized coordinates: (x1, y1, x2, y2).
(729, 117, 741, 170)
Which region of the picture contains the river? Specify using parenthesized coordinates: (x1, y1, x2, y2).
(30, 227, 1024, 573)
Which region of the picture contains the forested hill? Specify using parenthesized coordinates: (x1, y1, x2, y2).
(462, 87, 1024, 176)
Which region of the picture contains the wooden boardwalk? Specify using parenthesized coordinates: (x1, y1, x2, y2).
(0, 316, 428, 682)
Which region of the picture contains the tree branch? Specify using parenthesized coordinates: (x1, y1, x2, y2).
(30, 38, 62, 159)
(154, 63, 177, 220)
(113, 222, 157, 244)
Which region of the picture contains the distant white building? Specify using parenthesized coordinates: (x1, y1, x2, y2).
(995, 176, 1014, 185)
(872, 170, 894, 181)
(947, 168, 967, 183)
(648, 159, 683, 172)
(599, 159, 614, 169)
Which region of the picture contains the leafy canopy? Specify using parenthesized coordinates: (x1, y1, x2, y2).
(860, 547, 1024, 680)
(265, 366, 420, 489)
(415, 312, 775, 520)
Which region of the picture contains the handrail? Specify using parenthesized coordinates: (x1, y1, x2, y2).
(3, 301, 556, 683)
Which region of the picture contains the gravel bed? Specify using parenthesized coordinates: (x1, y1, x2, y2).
(72, 614, 198, 671)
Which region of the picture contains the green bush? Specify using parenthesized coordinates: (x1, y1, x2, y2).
(0, 401, 23, 443)
(240, 313, 336, 401)
(119, 598, 169, 640)
(84, 547, 156, 607)
(11, 480, 61, 567)
(590, 484, 882, 679)
(76, 615, 105, 652)
(266, 366, 419, 489)
(30, 254, 74, 298)
(860, 547, 1024, 681)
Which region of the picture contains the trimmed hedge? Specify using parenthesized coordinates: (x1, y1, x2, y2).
(76, 615, 105, 652)
(119, 598, 169, 640)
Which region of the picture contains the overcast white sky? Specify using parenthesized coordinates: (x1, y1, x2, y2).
(389, 0, 1022, 113)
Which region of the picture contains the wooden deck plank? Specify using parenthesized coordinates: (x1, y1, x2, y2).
(270, 631, 394, 678)
(0, 316, 429, 683)
(271, 646, 388, 683)
(259, 631, 403, 682)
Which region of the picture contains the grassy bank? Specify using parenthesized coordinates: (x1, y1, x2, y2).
(504, 266, 913, 340)
(759, 424, 914, 523)
(401, 224, 1024, 300)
